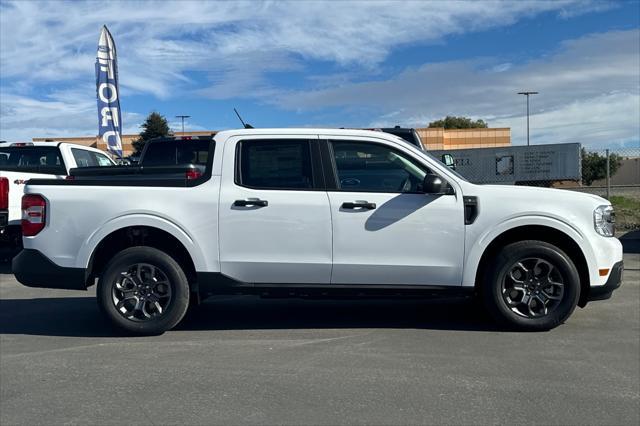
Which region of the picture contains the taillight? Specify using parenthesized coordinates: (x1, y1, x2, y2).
(185, 169, 202, 180)
(22, 194, 46, 236)
(0, 177, 8, 210)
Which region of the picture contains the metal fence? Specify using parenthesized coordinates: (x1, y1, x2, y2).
(565, 148, 640, 197)
(566, 148, 639, 232)
(442, 146, 639, 230)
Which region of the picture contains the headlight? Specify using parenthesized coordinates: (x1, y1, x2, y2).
(594, 205, 615, 237)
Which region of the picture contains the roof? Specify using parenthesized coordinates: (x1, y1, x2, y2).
(213, 127, 402, 140)
(0, 141, 111, 154)
(1, 141, 59, 147)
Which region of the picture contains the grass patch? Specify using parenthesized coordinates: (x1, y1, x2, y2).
(610, 196, 640, 230)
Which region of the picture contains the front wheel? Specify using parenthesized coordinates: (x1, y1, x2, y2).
(482, 241, 580, 331)
(97, 247, 190, 335)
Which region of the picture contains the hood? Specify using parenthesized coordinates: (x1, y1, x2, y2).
(474, 184, 608, 205)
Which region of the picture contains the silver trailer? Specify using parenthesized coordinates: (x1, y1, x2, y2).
(431, 143, 581, 186)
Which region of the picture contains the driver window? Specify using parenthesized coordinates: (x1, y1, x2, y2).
(331, 140, 429, 193)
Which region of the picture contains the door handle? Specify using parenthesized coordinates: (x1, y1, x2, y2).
(234, 199, 268, 207)
(341, 201, 376, 210)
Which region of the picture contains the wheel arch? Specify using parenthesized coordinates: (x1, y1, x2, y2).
(470, 223, 592, 307)
(86, 225, 199, 290)
(81, 215, 209, 291)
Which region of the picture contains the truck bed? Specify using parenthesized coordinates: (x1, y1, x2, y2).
(60, 164, 208, 186)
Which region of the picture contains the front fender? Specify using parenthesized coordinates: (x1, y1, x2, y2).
(77, 213, 208, 272)
(462, 215, 596, 287)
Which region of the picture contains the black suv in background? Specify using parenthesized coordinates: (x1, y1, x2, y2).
(69, 136, 214, 181)
(376, 126, 425, 150)
(373, 126, 456, 170)
(141, 136, 211, 169)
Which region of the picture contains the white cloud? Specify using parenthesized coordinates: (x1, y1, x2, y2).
(0, 0, 628, 142)
(0, 0, 613, 91)
(274, 29, 640, 147)
(492, 92, 640, 148)
(491, 63, 513, 73)
(0, 91, 142, 141)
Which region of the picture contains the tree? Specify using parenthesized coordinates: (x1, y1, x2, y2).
(581, 148, 622, 186)
(428, 116, 488, 129)
(132, 112, 171, 154)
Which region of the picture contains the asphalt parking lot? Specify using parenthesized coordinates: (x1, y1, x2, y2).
(1, 248, 639, 425)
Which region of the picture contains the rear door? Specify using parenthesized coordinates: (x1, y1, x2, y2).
(322, 136, 465, 286)
(218, 135, 332, 284)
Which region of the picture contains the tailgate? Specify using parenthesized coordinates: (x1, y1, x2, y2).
(0, 171, 63, 225)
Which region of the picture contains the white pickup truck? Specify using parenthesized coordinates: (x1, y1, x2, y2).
(12, 129, 622, 334)
(1, 141, 115, 250)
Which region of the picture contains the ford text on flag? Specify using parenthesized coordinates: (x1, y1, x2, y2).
(95, 26, 123, 158)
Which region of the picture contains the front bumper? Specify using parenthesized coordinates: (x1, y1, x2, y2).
(12, 249, 88, 290)
(588, 261, 624, 302)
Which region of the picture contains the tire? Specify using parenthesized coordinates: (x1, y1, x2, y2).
(481, 240, 580, 331)
(97, 246, 190, 335)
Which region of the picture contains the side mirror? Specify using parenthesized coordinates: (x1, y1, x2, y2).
(422, 173, 446, 194)
(441, 153, 456, 170)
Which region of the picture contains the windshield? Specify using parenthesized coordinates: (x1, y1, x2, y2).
(0, 146, 66, 174)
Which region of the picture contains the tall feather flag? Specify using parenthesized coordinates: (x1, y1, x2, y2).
(96, 25, 123, 158)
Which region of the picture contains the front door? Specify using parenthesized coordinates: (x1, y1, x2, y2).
(324, 137, 465, 286)
(218, 136, 332, 284)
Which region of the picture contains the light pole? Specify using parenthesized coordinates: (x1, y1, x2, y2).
(176, 115, 191, 136)
(517, 91, 538, 146)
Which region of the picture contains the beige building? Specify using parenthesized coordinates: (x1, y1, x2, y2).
(416, 127, 511, 150)
(33, 131, 216, 158)
(34, 127, 510, 157)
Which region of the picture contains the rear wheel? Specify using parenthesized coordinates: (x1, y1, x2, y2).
(482, 241, 580, 331)
(97, 247, 190, 335)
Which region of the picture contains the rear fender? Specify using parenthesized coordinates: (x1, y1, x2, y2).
(77, 214, 211, 272)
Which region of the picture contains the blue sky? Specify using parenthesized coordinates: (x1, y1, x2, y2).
(1, 0, 639, 148)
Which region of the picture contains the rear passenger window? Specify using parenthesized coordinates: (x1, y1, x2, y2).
(238, 140, 314, 189)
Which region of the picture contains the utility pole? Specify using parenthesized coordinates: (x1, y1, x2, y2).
(517, 91, 538, 146)
(605, 149, 610, 200)
(176, 115, 191, 136)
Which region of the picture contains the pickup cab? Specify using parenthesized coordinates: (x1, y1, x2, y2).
(12, 129, 623, 334)
(0, 142, 115, 250)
